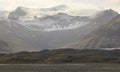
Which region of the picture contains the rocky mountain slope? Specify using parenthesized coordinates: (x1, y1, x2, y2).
(68, 14, 120, 49)
(0, 7, 118, 53)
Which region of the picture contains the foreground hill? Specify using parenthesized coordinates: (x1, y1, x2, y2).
(0, 49, 120, 63)
(68, 14, 120, 49)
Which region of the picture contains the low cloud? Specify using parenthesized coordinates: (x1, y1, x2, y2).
(0, 0, 120, 13)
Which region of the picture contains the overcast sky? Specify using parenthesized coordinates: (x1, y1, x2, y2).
(0, 0, 120, 12)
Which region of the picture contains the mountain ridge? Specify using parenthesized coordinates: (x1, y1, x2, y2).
(67, 14, 120, 49)
(0, 9, 118, 53)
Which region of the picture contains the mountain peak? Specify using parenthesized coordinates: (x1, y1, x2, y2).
(8, 6, 28, 20)
(51, 4, 68, 11)
(97, 9, 118, 15)
(15, 6, 29, 13)
(105, 9, 118, 14)
(53, 4, 68, 9)
(108, 9, 116, 12)
(90, 9, 118, 19)
(54, 13, 68, 16)
(100, 9, 118, 15)
(40, 5, 68, 12)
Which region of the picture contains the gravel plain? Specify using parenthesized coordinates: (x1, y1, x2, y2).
(0, 64, 120, 72)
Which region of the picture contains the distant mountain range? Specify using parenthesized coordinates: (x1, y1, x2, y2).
(0, 4, 119, 53)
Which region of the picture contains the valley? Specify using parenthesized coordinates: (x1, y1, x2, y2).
(0, 1, 120, 72)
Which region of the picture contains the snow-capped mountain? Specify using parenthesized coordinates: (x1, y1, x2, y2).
(22, 13, 90, 31)
(0, 5, 118, 53)
(7, 5, 92, 31)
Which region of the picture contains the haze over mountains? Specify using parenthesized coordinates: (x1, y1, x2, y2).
(0, 5, 119, 53)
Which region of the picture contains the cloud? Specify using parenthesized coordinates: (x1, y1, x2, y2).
(73, 0, 120, 12)
(0, 0, 120, 13)
(110, 0, 120, 4)
(0, 0, 21, 11)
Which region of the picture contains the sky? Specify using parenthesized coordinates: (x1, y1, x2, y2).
(0, 0, 120, 12)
